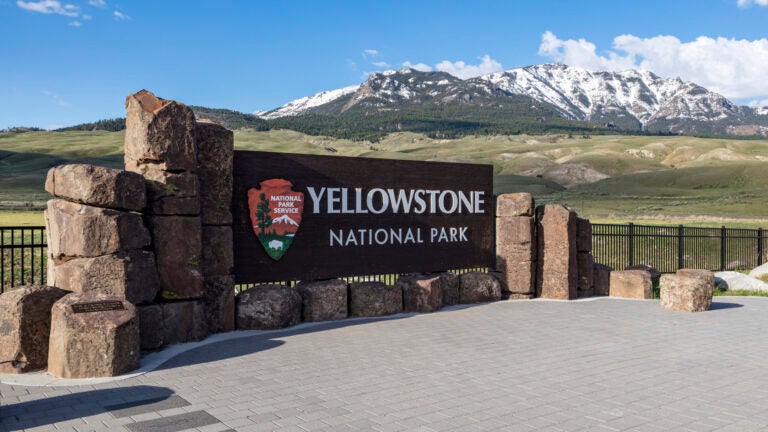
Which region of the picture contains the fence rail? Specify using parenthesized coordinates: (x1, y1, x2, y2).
(3, 223, 767, 293)
(592, 223, 767, 273)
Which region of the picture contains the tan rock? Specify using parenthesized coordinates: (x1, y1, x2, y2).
(296, 279, 348, 322)
(204, 275, 235, 333)
(610, 270, 653, 299)
(236, 285, 301, 329)
(161, 300, 208, 344)
(45, 199, 150, 259)
(496, 193, 534, 217)
(48, 293, 139, 378)
(202, 225, 233, 276)
(146, 216, 203, 300)
(47, 250, 160, 305)
(124, 90, 197, 173)
(137, 304, 164, 350)
(196, 121, 234, 226)
(676, 268, 715, 287)
(593, 263, 611, 296)
(660, 273, 714, 312)
(494, 260, 536, 295)
(624, 264, 661, 283)
(459, 272, 501, 304)
(45, 164, 146, 212)
(496, 215, 536, 295)
(398, 274, 443, 313)
(349, 282, 402, 317)
(576, 217, 592, 252)
(535, 204, 578, 300)
(0, 286, 69, 374)
(577, 252, 595, 298)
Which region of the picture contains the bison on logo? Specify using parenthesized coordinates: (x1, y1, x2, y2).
(247, 179, 304, 260)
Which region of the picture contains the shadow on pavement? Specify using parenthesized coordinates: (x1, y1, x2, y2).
(709, 301, 744, 310)
(0, 385, 173, 430)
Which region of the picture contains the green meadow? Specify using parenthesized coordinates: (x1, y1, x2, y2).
(1, 129, 767, 227)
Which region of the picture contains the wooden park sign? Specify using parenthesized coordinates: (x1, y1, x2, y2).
(232, 151, 494, 283)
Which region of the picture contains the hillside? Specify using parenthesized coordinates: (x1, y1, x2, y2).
(3, 129, 766, 222)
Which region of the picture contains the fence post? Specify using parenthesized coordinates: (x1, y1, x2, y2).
(678, 225, 684, 270)
(720, 226, 727, 271)
(758, 228, 764, 267)
(628, 222, 634, 267)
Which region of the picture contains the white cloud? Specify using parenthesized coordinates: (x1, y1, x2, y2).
(362, 49, 379, 59)
(113, 10, 129, 20)
(748, 98, 768, 107)
(81, 13, 91, 20)
(538, 31, 768, 101)
(88, 0, 106, 7)
(434, 54, 503, 79)
(738, 0, 768, 7)
(346, 59, 358, 71)
(372, 61, 390, 68)
(67, 20, 80, 26)
(402, 61, 432, 72)
(42, 90, 70, 107)
(17, 0, 79, 17)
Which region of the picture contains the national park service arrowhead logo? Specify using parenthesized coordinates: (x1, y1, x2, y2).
(247, 179, 304, 260)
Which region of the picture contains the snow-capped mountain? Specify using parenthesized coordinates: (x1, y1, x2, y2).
(258, 85, 359, 120)
(256, 63, 768, 135)
(272, 214, 298, 226)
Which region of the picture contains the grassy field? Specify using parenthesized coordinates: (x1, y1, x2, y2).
(1, 129, 767, 225)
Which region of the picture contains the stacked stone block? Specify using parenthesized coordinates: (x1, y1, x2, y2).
(576, 217, 595, 298)
(495, 193, 536, 299)
(610, 270, 653, 299)
(45, 164, 160, 304)
(660, 269, 714, 312)
(535, 204, 578, 300)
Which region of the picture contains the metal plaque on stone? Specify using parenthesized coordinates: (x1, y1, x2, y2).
(71, 300, 126, 314)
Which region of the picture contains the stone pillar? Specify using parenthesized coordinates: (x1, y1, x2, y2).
(125, 90, 203, 301)
(535, 204, 578, 300)
(495, 193, 536, 299)
(196, 120, 235, 334)
(576, 217, 594, 298)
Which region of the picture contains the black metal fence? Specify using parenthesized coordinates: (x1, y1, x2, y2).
(3, 223, 767, 292)
(592, 223, 767, 273)
(1, 226, 47, 292)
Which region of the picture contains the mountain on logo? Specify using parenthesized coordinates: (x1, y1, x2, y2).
(273, 214, 299, 227)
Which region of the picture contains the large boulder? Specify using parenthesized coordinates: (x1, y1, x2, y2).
(45, 164, 146, 212)
(45, 199, 150, 259)
(748, 262, 768, 280)
(0, 286, 69, 374)
(137, 304, 164, 351)
(47, 250, 160, 305)
(196, 120, 234, 226)
(593, 263, 611, 296)
(535, 204, 578, 300)
(138, 168, 200, 216)
(348, 282, 402, 317)
(146, 216, 203, 300)
(495, 216, 536, 295)
(161, 300, 208, 344)
(296, 279, 348, 322)
(660, 272, 713, 312)
(397, 274, 443, 313)
(495, 193, 534, 217)
(202, 225, 233, 276)
(714, 271, 768, 292)
(676, 268, 715, 287)
(48, 293, 140, 378)
(124, 90, 198, 173)
(458, 272, 501, 304)
(204, 275, 235, 333)
(236, 285, 301, 330)
(610, 270, 653, 299)
(577, 252, 595, 298)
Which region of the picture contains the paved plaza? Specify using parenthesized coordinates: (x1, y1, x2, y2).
(3, 297, 768, 432)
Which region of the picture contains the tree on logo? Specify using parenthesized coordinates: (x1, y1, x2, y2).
(255, 192, 272, 234)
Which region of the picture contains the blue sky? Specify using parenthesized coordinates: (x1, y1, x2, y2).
(2, 0, 768, 129)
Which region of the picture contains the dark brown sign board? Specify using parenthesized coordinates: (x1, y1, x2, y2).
(71, 300, 125, 314)
(232, 151, 494, 283)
